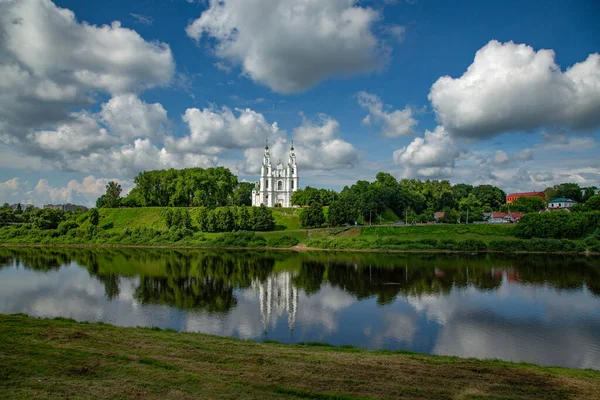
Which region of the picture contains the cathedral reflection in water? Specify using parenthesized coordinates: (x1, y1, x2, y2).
(253, 272, 298, 335)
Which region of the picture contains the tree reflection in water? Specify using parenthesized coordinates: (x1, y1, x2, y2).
(0, 248, 599, 313)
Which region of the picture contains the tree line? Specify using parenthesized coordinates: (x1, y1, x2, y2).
(96, 168, 254, 208)
(324, 173, 507, 227)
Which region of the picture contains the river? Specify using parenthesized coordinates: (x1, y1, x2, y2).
(1, 247, 599, 369)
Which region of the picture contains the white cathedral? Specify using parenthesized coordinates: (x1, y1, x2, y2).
(252, 141, 299, 207)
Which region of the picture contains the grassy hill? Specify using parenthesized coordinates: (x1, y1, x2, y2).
(2, 314, 599, 400)
(92, 207, 303, 233)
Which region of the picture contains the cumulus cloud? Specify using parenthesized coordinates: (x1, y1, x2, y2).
(494, 150, 510, 165)
(393, 126, 459, 177)
(2, 0, 174, 95)
(0, 175, 132, 207)
(64, 139, 217, 177)
(0, 1, 185, 178)
(357, 92, 417, 137)
(429, 40, 600, 139)
(292, 115, 360, 170)
(240, 114, 360, 174)
(539, 132, 597, 152)
(186, 0, 388, 93)
(513, 148, 533, 161)
(31, 111, 115, 154)
(172, 107, 280, 154)
(99, 94, 169, 142)
(0, 0, 174, 144)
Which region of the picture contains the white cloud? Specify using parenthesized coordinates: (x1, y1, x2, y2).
(240, 114, 360, 174)
(0, 0, 175, 144)
(293, 114, 339, 143)
(99, 94, 169, 142)
(538, 132, 597, 152)
(494, 150, 510, 165)
(64, 139, 217, 177)
(0, 175, 132, 207)
(31, 111, 115, 154)
(0, 178, 22, 201)
(393, 126, 459, 177)
(357, 91, 417, 137)
(292, 115, 360, 170)
(186, 0, 388, 93)
(2, 0, 174, 95)
(32, 176, 132, 205)
(429, 40, 600, 139)
(173, 106, 280, 154)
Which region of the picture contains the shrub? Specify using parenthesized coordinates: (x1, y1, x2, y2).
(57, 220, 79, 235)
(101, 221, 114, 230)
(515, 211, 600, 239)
(266, 235, 300, 247)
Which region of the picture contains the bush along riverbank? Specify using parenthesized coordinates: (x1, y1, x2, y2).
(304, 236, 597, 253)
(1, 206, 599, 254)
(1, 314, 599, 400)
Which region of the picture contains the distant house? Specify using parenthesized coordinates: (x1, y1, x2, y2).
(488, 212, 525, 224)
(506, 192, 546, 204)
(547, 198, 576, 209)
(433, 212, 446, 221)
(43, 203, 89, 212)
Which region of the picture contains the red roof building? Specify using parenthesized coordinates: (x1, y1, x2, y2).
(506, 192, 545, 204)
(489, 212, 525, 223)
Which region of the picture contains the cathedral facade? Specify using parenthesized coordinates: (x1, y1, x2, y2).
(252, 141, 298, 207)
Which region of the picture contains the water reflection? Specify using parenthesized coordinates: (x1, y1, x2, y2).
(0, 247, 599, 369)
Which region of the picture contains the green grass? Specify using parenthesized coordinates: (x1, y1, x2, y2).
(1, 314, 598, 399)
(360, 224, 516, 244)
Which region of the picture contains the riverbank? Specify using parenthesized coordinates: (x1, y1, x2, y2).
(1, 207, 598, 254)
(1, 240, 598, 256)
(1, 314, 599, 399)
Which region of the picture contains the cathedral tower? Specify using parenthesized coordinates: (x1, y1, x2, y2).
(252, 141, 298, 207)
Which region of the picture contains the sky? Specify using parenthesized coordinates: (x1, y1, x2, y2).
(0, 0, 599, 207)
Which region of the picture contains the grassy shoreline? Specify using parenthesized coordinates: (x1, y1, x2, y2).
(1, 241, 598, 256)
(1, 314, 599, 399)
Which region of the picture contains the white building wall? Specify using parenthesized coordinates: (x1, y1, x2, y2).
(252, 144, 298, 207)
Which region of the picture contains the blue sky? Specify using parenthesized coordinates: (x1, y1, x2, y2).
(0, 0, 599, 206)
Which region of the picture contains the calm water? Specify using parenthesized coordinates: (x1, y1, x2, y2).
(1, 248, 599, 370)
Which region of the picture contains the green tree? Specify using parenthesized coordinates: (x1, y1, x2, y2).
(551, 183, 582, 202)
(502, 196, 546, 213)
(233, 182, 254, 206)
(582, 187, 598, 202)
(584, 195, 600, 211)
(458, 193, 482, 213)
(236, 206, 253, 230)
(252, 205, 275, 231)
(472, 185, 506, 210)
(88, 209, 100, 226)
(214, 208, 235, 232)
(0, 208, 14, 227)
(300, 201, 325, 228)
(164, 209, 174, 229)
(104, 181, 122, 208)
(328, 199, 358, 226)
(33, 209, 66, 230)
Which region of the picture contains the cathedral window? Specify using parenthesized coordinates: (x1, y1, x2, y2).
(291, 168, 294, 175)
(278, 181, 283, 190)
(265, 180, 268, 189)
(291, 181, 294, 189)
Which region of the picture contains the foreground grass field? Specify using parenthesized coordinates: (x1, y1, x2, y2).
(1, 315, 599, 400)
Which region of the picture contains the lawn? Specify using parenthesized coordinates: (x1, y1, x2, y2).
(1, 314, 598, 399)
(360, 224, 517, 244)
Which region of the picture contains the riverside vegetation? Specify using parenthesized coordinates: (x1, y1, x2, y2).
(1, 167, 600, 253)
(1, 314, 599, 400)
